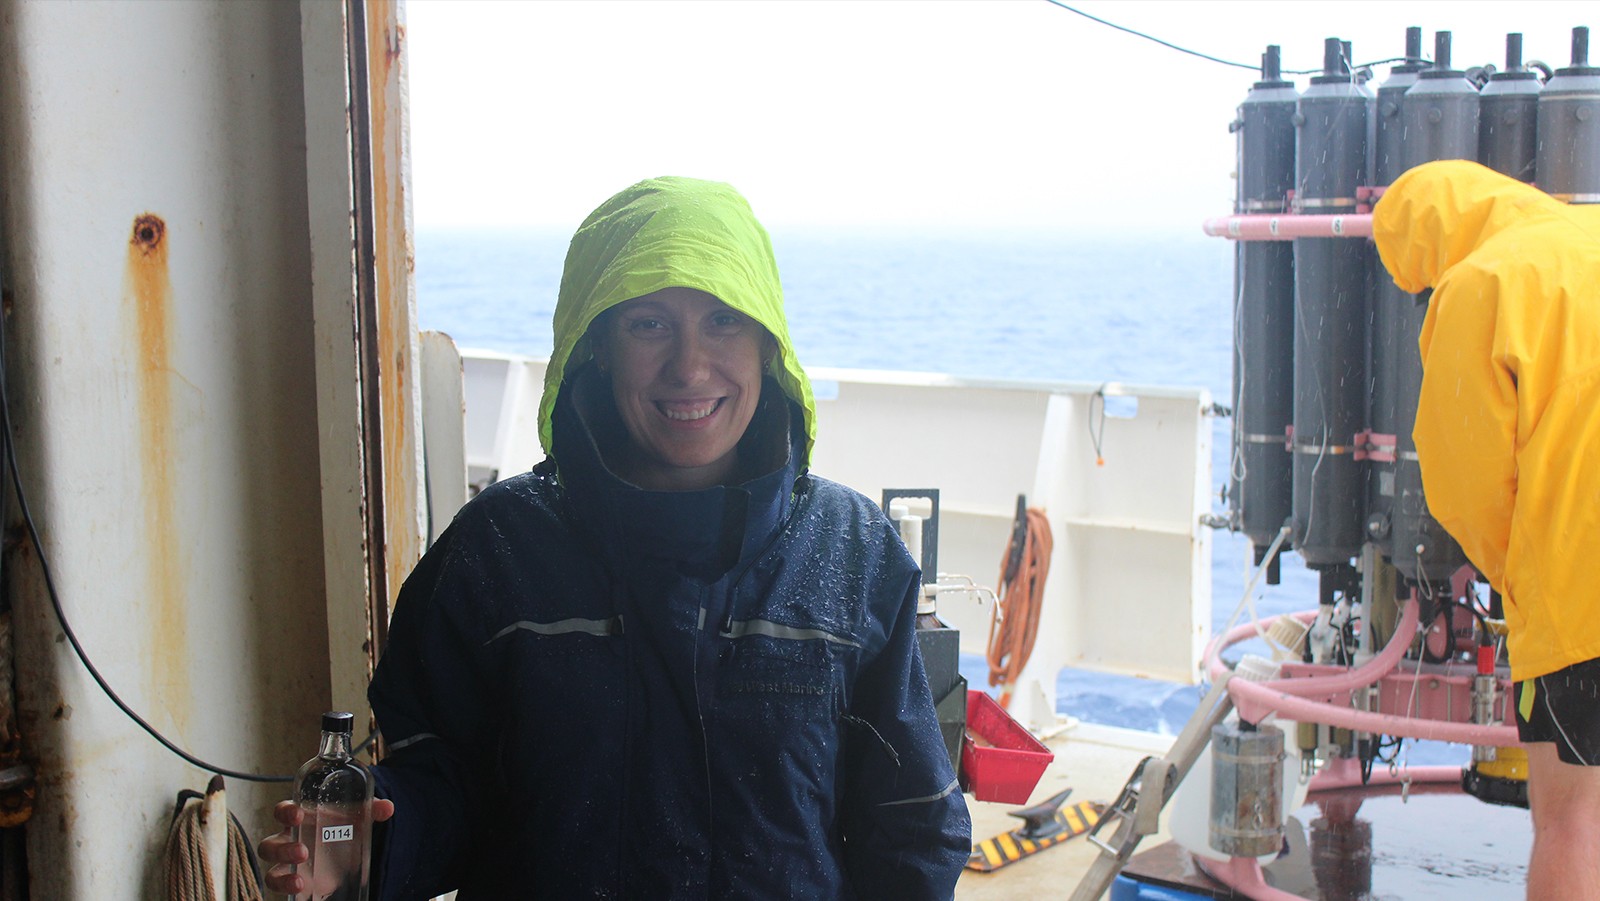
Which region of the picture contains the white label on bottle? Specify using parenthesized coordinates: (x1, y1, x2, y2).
(322, 825, 354, 843)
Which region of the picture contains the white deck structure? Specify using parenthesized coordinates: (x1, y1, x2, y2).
(450, 349, 1216, 731)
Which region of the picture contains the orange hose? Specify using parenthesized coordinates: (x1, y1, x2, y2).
(985, 508, 1052, 708)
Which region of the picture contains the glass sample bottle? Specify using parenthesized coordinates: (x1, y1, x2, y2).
(291, 711, 373, 901)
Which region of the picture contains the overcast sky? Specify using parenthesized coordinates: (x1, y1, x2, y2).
(404, 0, 1591, 237)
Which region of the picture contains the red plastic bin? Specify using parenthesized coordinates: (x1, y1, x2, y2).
(959, 690, 1054, 804)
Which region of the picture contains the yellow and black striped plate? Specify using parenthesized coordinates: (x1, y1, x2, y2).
(965, 800, 1106, 872)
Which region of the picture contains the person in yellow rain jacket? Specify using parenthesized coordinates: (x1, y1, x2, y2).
(1374, 159, 1600, 901)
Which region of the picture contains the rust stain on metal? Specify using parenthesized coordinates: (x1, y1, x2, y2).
(367, 0, 420, 643)
(0, 780, 35, 827)
(385, 22, 405, 64)
(131, 214, 165, 254)
(126, 213, 187, 727)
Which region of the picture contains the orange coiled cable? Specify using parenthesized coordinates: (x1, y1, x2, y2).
(985, 507, 1052, 708)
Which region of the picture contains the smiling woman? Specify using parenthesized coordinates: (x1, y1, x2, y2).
(259, 175, 972, 899)
(591, 288, 776, 491)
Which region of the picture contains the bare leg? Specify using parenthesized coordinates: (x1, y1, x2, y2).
(1525, 742, 1600, 900)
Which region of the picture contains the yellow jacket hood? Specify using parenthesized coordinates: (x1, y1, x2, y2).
(1376, 159, 1600, 679)
(1373, 160, 1561, 294)
(538, 176, 815, 466)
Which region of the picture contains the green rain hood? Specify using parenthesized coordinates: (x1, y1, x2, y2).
(538, 176, 816, 466)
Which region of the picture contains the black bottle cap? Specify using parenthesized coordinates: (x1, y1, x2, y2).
(322, 711, 355, 734)
(1389, 26, 1426, 75)
(1312, 37, 1358, 84)
(1263, 45, 1281, 81)
(1253, 45, 1292, 89)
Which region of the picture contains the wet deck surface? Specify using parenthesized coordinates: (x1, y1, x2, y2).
(1292, 790, 1527, 900)
(956, 724, 1531, 900)
(957, 723, 1172, 899)
(1119, 791, 1529, 900)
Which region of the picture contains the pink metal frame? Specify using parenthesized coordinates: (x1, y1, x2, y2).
(1202, 599, 1518, 745)
(1202, 213, 1373, 240)
(1189, 599, 1521, 898)
(1203, 186, 1389, 241)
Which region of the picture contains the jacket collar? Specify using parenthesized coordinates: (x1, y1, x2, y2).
(550, 363, 804, 579)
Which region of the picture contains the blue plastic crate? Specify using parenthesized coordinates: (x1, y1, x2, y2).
(1111, 873, 1216, 901)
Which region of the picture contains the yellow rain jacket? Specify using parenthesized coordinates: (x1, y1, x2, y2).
(537, 176, 816, 465)
(1374, 159, 1600, 680)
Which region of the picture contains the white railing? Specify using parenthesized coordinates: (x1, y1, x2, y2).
(434, 349, 1214, 732)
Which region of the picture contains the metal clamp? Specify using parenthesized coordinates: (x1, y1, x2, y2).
(1069, 676, 1236, 901)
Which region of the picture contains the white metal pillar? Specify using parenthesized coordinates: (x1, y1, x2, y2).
(0, 0, 423, 894)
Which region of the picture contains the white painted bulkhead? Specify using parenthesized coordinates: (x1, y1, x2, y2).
(0, 0, 422, 896)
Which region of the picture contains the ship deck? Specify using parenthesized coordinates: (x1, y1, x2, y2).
(957, 722, 1172, 899)
(954, 720, 1533, 900)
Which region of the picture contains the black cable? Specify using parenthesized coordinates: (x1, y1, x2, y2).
(0, 310, 294, 783)
(1044, 2, 1432, 76)
(1341, 615, 1362, 666)
(1376, 735, 1402, 765)
(1359, 55, 1430, 70)
(1420, 602, 1454, 664)
(1044, 1, 1260, 70)
(1088, 387, 1107, 464)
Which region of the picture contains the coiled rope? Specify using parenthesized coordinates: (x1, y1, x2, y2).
(985, 506, 1053, 707)
(163, 785, 264, 901)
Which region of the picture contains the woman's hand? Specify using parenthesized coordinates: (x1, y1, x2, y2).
(259, 798, 396, 895)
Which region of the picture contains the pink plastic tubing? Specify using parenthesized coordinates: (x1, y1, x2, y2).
(1233, 686, 1515, 749)
(1204, 602, 1416, 696)
(1203, 609, 1316, 681)
(1195, 856, 1306, 901)
(1205, 600, 1520, 746)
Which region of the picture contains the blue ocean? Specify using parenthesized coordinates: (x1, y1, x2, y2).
(415, 227, 1461, 762)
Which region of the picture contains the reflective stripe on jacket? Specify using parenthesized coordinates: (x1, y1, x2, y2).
(367, 377, 970, 898)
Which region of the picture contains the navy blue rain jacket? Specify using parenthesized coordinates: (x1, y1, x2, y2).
(368, 371, 971, 898)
